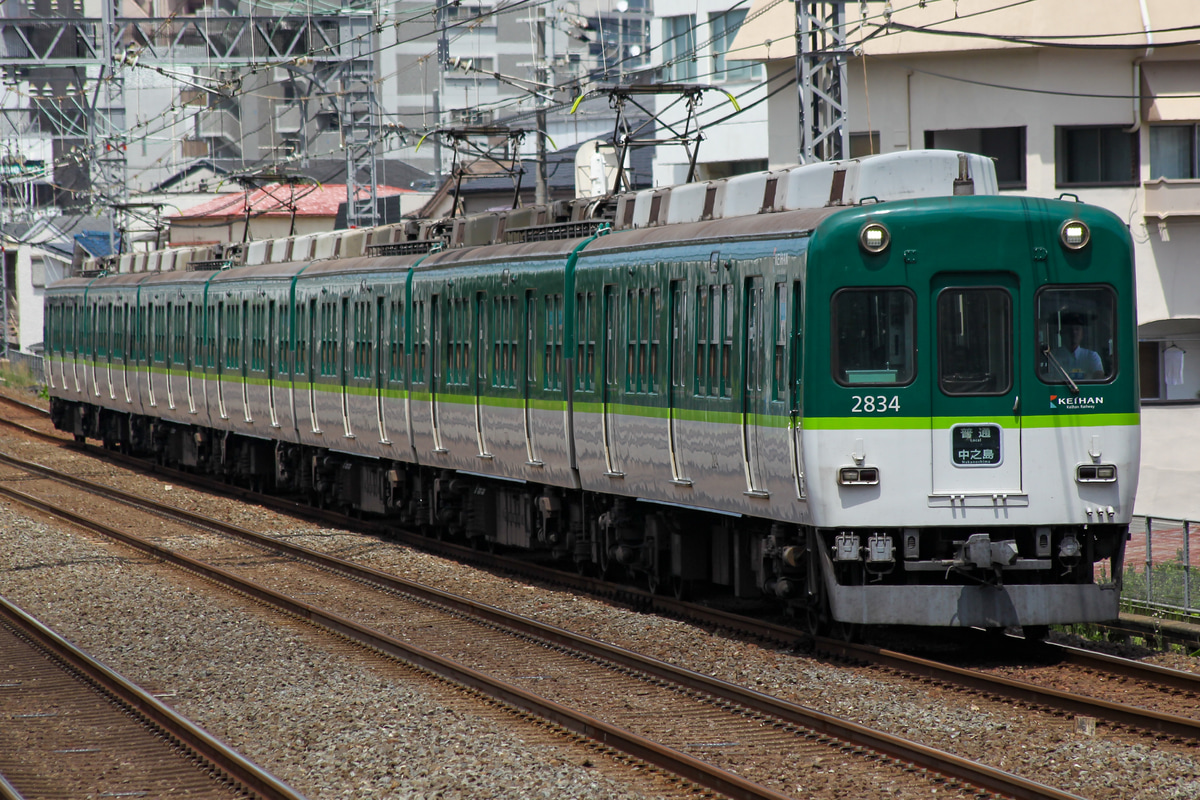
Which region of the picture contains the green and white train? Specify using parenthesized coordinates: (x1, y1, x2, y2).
(45, 151, 1139, 635)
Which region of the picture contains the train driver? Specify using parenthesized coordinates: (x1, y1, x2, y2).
(1053, 316, 1104, 380)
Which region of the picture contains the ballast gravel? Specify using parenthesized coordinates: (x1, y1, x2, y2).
(1, 402, 1199, 798)
(0, 508, 659, 800)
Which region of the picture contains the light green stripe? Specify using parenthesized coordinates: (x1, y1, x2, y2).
(1020, 413, 1139, 428)
(803, 416, 932, 430)
(805, 413, 1139, 430)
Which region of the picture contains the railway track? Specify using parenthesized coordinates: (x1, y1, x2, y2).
(3, 393, 1199, 796)
(6, 396, 1199, 734)
(0, 440, 1087, 800)
(0, 593, 302, 800)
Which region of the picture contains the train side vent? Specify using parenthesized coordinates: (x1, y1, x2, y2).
(504, 219, 609, 244)
(187, 259, 234, 271)
(367, 239, 448, 256)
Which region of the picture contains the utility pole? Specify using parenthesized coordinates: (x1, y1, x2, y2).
(534, 8, 549, 206)
(793, 2, 849, 164)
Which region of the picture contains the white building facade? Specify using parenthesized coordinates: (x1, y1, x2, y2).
(725, 0, 1200, 518)
(649, 0, 772, 186)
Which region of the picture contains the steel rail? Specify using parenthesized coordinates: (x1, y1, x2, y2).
(0, 593, 305, 800)
(0, 771, 25, 800)
(5, 400, 1196, 754)
(814, 637, 1200, 742)
(1040, 639, 1200, 694)
(0, 449, 1085, 800)
(0, 476, 798, 800)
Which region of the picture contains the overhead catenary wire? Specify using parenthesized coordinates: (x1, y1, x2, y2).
(9, 0, 1200, 212)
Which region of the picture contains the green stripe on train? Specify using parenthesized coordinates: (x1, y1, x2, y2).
(803, 413, 1139, 430)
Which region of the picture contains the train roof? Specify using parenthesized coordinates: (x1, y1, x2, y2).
(68, 150, 999, 281)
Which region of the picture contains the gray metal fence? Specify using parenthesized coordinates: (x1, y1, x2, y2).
(0, 351, 44, 385)
(1125, 515, 1200, 617)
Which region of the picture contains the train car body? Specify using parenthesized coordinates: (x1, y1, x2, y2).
(45, 151, 1139, 634)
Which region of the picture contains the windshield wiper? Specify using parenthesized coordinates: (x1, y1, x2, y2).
(1042, 346, 1080, 395)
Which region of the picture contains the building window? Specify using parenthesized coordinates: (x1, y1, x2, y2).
(662, 15, 696, 83)
(1056, 126, 1138, 187)
(1150, 125, 1199, 180)
(710, 10, 761, 83)
(925, 127, 1025, 189)
(1139, 341, 1163, 400)
(850, 131, 880, 158)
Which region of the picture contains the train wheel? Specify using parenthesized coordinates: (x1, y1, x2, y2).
(645, 570, 661, 595)
(803, 604, 826, 638)
(832, 620, 863, 643)
(670, 576, 689, 601)
(1022, 624, 1050, 642)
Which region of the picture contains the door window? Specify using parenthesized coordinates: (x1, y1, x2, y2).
(937, 288, 1012, 395)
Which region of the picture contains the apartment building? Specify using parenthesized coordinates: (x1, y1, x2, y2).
(724, 0, 1200, 518)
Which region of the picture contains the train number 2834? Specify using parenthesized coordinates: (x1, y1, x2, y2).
(851, 395, 900, 413)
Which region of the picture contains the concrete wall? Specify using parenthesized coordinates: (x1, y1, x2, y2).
(1136, 405, 1200, 519)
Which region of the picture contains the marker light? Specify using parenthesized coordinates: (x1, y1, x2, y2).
(839, 466, 879, 485)
(859, 222, 890, 254)
(1077, 464, 1117, 483)
(1060, 219, 1090, 250)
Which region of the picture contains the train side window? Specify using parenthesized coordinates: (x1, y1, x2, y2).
(543, 293, 563, 391)
(936, 288, 1011, 395)
(389, 299, 404, 384)
(174, 305, 186, 368)
(576, 291, 596, 392)
(722, 284, 733, 398)
(1035, 286, 1116, 384)
(831, 288, 916, 387)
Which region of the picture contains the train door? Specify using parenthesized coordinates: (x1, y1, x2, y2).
(240, 300, 251, 422)
(474, 291, 489, 458)
(66, 303, 74, 390)
(601, 284, 621, 476)
(268, 300, 279, 427)
(340, 297, 353, 438)
(88, 301, 99, 398)
(742, 276, 768, 496)
(121, 304, 131, 403)
(930, 274, 1024, 498)
(185, 302, 196, 413)
(668, 279, 689, 484)
(215, 301, 227, 419)
(430, 294, 445, 452)
(166, 302, 176, 409)
(523, 290, 539, 464)
(788, 281, 805, 498)
(376, 296, 388, 443)
(145, 304, 157, 408)
(103, 303, 115, 400)
(307, 299, 319, 433)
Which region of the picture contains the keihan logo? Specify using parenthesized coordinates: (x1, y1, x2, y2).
(1050, 394, 1104, 410)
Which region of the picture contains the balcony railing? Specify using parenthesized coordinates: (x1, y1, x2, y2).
(1143, 178, 1200, 219)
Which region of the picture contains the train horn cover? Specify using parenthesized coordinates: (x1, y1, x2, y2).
(859, 222, 890, 254)
(1060, 219, 1090, 251)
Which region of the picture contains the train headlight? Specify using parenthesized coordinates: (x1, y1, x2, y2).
(1076, 464, 1117, 483)
(1060, 219, 1090, 251)
(839, 466, 879, 485)
(859, 222, 890, 254)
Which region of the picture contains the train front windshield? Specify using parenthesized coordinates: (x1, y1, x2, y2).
(1036, 287, 1117, 384)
